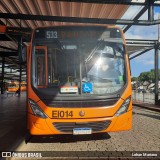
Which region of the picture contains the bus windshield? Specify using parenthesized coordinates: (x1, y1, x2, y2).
(32, 26, 126, 97)
(8, 83, 17, 88)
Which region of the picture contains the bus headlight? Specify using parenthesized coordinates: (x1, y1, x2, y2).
(29, 99, 48, 119)
(115, 96, 131, 116)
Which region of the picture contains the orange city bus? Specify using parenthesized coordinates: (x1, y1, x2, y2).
(7, 82, 18, 92)
(26, 26, 132, 135)
(8, 81, 27, 92)
(20, 81, 27, 91)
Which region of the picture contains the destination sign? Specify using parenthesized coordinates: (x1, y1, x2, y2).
(34, 26, 122, 41)
(45, 30, 103, 39)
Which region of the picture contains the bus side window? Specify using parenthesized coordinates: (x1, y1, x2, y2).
(37, 54, 45, 85)
(35, 46, 48, 87)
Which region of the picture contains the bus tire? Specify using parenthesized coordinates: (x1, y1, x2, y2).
(25, 130, 32, 144)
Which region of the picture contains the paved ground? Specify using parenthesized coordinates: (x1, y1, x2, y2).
(133, 102, 160, 112)
(0, 92, 159, 159)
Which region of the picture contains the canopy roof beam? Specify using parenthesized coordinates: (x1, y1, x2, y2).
(0, 46, 17, 52)
(0, 13, 160, 25)
(0, 52, 18, 57)
(129, 48, 153, 60)
(46, 0, 160, 6)
(123, 6, 148, 32)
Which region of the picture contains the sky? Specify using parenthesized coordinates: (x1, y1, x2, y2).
(121, 6, 160, 77)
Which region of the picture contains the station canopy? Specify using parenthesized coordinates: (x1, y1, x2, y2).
(0, 0, 159, 80)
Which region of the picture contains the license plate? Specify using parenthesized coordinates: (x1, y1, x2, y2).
(73, 128, 92, 135)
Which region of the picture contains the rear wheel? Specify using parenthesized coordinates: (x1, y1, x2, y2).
(25, 130, 32, 143)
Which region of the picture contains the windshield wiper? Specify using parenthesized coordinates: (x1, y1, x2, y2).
(85, 40, 104, 63)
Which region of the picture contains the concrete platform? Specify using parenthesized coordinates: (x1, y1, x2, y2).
(0, 92, 159, 159)
(0, 92, 27, 151)
(133, 101, 160, 112)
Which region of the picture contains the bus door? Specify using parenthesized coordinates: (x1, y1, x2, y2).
(35, 46, 48, 88)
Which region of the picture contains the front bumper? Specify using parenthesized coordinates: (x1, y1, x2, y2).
(27, 110, 132, 135)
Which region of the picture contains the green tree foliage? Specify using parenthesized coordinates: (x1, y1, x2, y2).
(131, 69, 160, 82)
(139, 72, 151, 82)
(131, 77, 137, 82)
(137, 69, 160, 82)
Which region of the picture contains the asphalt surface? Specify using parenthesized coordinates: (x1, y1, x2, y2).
(0, 93, 159, 159)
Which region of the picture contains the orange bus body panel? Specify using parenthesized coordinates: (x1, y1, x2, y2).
(0, 25, 6, 33)
(8, 87, 18, 92)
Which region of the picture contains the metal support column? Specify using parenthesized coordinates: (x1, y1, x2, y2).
(1, 57, 5, 94)
(18, 64, 22, 96)
(155, 14, 160, 104)
(154, 42, 159, 104)
(148, 0, 154, 22)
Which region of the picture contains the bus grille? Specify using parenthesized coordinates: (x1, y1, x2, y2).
(44, 99, 119, 108)
(53, 121, 111, 133)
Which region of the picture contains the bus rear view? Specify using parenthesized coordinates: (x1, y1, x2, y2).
(27, 26, 132, 135)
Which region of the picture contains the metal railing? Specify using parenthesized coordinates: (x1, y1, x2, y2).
(132, 90, 160, 104)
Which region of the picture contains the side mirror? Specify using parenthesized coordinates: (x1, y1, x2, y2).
(18, 40, 26, 64)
